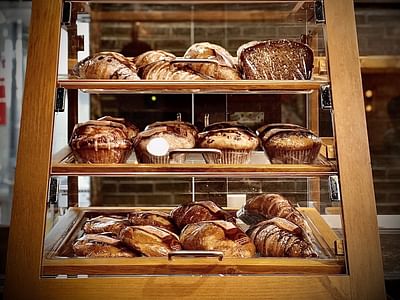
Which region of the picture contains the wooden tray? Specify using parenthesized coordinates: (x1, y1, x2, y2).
(42, 207, 345, 276)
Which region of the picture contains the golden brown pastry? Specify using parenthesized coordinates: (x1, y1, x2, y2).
(72, 52, 140, 80)
(97, 116, 139, 141)
(170, 200, 235, 230)
(83, 215, 130, 235)
(134, 121, 198, 164)
(197, 123, 259, 164)
(119, 226, 182, 257)
(258, 124, 322, 164)
(69, 119, 136, 163)
(128, 211, 178, 233)
(183, 42, 241, 80)
(180, 220, 255, 258)
(73, 234, 136, 258)
(238, 193, 307, 231)
(247, 218, 317, 257)
(237, 39, 314, 80)
(140, 60, 207, 80)
(134, 50, 176, 69)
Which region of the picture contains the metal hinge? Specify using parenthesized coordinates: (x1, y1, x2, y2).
(328, 175, 341, 202)
(62, 1, 72, 25)
(320, 84, 332, 110)
(334, 239, 345, 256)
(314, 0, 326, 24)
(49, 178, 59, 204)
(55, 88, 65, 112)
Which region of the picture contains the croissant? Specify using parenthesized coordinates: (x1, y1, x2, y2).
(73, 234, 136, 258)
(120, 225, 182, 257)
(247, 218, 317, 257)
(128, 211, 178, 233)
(184, 42, 241, 80)
(72, 52, 140, 80)
(134, 50, 176, 69)
(180, 220, 255, 258)
(83, 215, 130, 235)
(140, 60, 207, 80)
(239, 193, 307, 231)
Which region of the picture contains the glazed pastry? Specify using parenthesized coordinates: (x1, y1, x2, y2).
(183, 42, 241, 80)
(247, 218, 317, 257)
(69, 119, 136, 163)
(97, 116, 139, 141)
(238, 40, 314, 80)
(180, 220, 256, 258)
(170, 200, 235, 230)
(128, 211, 178, 233)
(83, 215, 130, 235)
(119, 225, 182, 257)
(72, 52, 140, 80)
(73, 234, 136, 258)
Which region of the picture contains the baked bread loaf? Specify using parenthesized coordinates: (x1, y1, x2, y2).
(247, 218, 317, 257)
(72, 52, 140, 80)
(180, 220, 256, 258)
(83, 215, 130, 235)
(128, 211, 178, 233)
(258, 124, 322, 164)
(134, 121, 198, 164)
(198, 122, 259, 164)
(69, 120, 135, 164)
(170, 200, 235, 230)
(237, 40, 313, 80)
(69, 118, 138, 163)
(237, 193, 307, 231)
(183, 42, 241, 80)
(119, 225, 182, 257)
(73, 234, 136, 258)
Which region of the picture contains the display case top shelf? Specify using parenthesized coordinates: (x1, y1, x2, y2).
(57, 78, 329, 94)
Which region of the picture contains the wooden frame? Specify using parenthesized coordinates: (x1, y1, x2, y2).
(5, 0, 385, 299)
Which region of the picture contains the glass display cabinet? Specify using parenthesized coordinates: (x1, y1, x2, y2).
(5, 0, 385, 299)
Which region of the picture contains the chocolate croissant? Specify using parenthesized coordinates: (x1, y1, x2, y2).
(247, 218, 317, 257)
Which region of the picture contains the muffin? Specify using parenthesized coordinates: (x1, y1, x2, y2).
(197, 122, 259, 164)
(69, 117, 138, 164)
(257, 124, 322, 164)
(134, 121, 198, 164)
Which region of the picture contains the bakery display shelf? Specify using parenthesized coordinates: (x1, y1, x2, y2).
(42, 207, 344, 276)
(51, 147, 337, 177)
(57, 78, 330, 94)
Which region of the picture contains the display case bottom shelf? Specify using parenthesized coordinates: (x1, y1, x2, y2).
(43, 207, 345, 276)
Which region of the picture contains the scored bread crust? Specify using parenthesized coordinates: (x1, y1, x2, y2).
(237, 39, 314, 80)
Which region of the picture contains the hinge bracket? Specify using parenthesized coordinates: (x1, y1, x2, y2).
(334, 240, 345, 256)
(49, 178, 59, 204)
(62, 1, 72, 26)
(314, 0, 326, 24)
(328, 175, 341, 202)
(320, 84, 332, 110)
(55, 88, 65, 112)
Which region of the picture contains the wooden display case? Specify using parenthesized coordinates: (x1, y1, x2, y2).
(5, 0, 385, 299)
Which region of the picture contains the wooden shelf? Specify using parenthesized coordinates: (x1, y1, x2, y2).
(51, 148, 337, 177)
(42, 207, 345, 276)
(57, 78, 329, 94)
